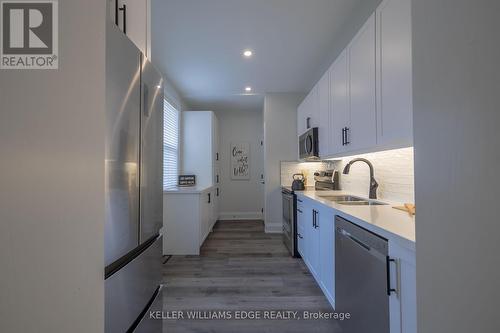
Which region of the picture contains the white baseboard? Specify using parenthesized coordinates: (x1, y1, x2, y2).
(264, 223, 283, 234)
(218, 211, 263, 221)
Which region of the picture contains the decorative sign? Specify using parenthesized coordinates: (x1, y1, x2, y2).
(178, 175, 196, 187)
(231, 142, 250, 180)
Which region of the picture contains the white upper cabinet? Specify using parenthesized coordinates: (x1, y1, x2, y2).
(110, 0, 149, 57)
(297, 85, 319, 139)
(329, 49, 350, 156)
(318, 71, 330, 157)
(347, 13, 377, 152)
(297, 0, 413, 158)
(376, 0, 413, 148)
(297, 98, 307, 136)
(182, 111, 219, 188)
(308, 84, 320, 129)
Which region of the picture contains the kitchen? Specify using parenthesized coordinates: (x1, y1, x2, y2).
(1, 1, 499, 333)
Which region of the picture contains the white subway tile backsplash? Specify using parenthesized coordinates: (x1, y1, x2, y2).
(280, 148, 414, 203)
(334, 147, 415, 203)
(280, 161, 329, 187)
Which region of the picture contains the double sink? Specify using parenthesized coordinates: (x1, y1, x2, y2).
(318, 195, 388, 206)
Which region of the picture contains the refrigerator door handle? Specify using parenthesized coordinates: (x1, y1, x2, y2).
(142, 83, 149, 117)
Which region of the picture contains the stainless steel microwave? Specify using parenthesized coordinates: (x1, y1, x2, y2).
(299, 127, 319, 160)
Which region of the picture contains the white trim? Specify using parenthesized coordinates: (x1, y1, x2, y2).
(264, 223, 283, 234)
(218, 212, 263, 221)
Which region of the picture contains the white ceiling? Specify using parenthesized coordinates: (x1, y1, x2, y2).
(151, 0, 373, 112)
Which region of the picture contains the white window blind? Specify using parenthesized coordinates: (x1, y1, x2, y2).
(163, 99, 180, 190)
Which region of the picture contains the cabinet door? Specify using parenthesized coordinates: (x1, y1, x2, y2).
(296, 198, 306, 257)
(213, 165, 220, 188)
(213, 187, 220, 229)
(201, 191, 212, 245)
(318, 207, 335, 306)
(297, 99, 307, 137)
(348, 13, 377, 152)
(376, 0, 413, 148)
(330, 49, 350, 155)
(309, 84, 320, 129)
(182, 112, 214, 187)
(388, 242, 417, 333)
(307, 207, 320, 279)
(302, 91, 312, 131)
(318, 71, 330, 157)
(297, 196, 313, 263)
(112, 0, 148, 56)
(212, 112, 219, 167)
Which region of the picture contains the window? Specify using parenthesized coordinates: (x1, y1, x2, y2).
(163, 99, 180, 190)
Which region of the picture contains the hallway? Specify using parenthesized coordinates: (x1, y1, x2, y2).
(161, 220, 341, 332)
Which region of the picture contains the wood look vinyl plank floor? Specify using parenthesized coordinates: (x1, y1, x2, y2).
(159, 220, 342, 333)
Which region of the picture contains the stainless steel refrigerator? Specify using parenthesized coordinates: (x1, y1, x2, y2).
(104, 21, 164, 333)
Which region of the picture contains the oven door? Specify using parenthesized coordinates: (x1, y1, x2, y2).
(282, 190, 295, 256)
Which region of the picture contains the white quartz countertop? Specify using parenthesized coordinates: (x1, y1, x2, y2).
(295, 189, 416, 251)
(163, 185, 213, 194)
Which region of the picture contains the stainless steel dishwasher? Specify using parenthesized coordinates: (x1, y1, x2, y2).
(335, 216, 390, 333)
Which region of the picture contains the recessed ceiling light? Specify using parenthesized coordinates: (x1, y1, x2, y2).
(245, 86, 252, 92)
(243, 49, 253, 58)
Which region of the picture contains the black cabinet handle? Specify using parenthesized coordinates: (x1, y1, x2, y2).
(315, 211, 319, 229)
(216, 153, 219, 161)
(312, 210, 316, 228)
(345, 127, 350, 145)
(297, 198, 303, 203)
(216, 175, 219, 183)
(297, 208, 303, 213)
(297, 233, 303, 239)
(216, 188, 219, 196)
(342, 128, 345, 146)
(208, 193, 211, 204)
(114, 0, 119, 26)
(119, 4, 127, 34)
(386, 257, 397, 296)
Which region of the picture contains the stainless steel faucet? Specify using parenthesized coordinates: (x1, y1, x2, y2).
(342, 158, 379, 199)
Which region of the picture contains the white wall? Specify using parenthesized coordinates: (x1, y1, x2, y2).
(0, 1, 106, 332)
(335, 147, 414, 203)
(413, 1, 500, 332)
(215, 109, 264, 220)
(264, 93, 305, 232)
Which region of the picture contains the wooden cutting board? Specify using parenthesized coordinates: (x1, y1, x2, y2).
(393, 203, 415, 216)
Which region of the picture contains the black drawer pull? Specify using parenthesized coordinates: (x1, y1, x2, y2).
(386, 257, 397, 296)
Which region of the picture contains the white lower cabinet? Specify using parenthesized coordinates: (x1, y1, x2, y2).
(297, 195, 335, 308)
(317, 205, 335, 307)
(306, 206, 320, 279)
(296, 198, 306, 257)
(296, 194, 416, 328)
(163, 187, 217, 255)
(388, 242, 417, 333)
